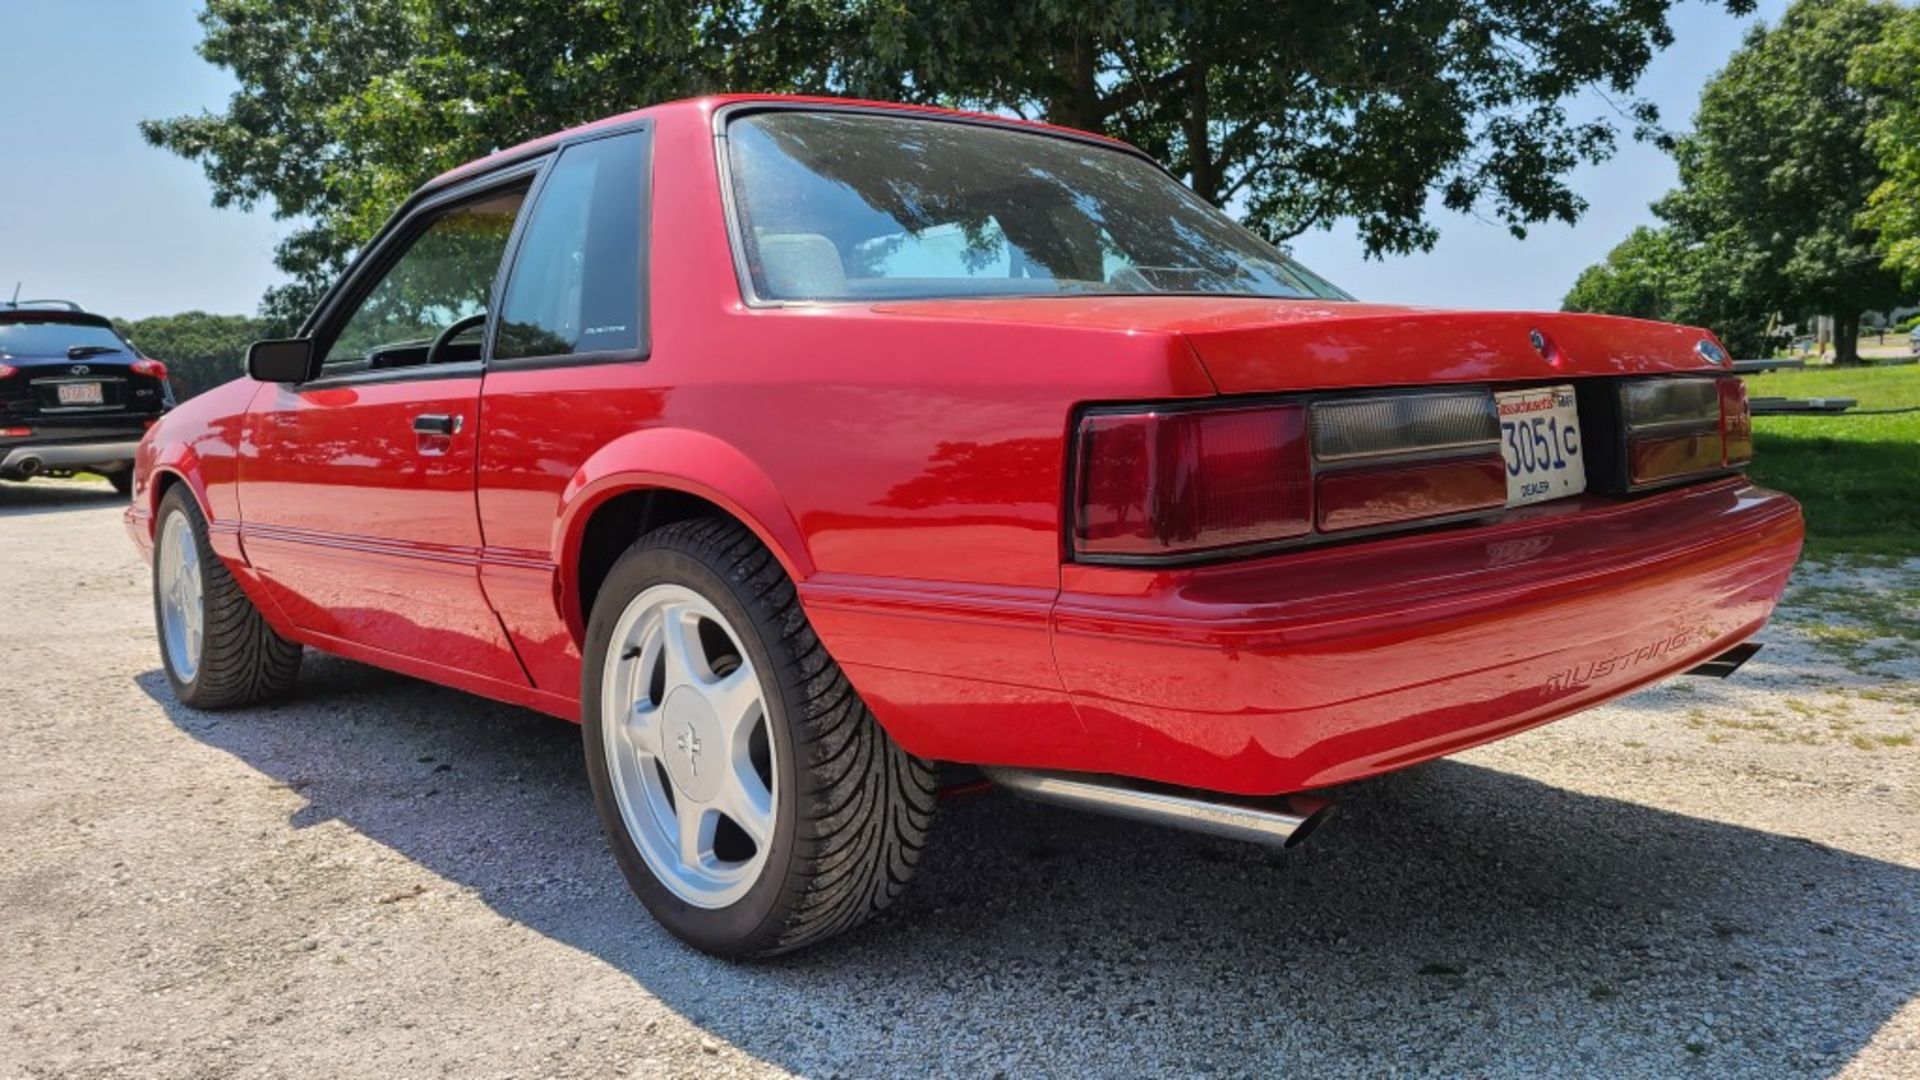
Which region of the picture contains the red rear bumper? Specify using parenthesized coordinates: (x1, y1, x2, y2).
(1051, 478, 1803, 795)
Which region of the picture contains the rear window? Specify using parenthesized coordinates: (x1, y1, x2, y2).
(0, 319, 128, 359)
(725, 110, 1347, 303)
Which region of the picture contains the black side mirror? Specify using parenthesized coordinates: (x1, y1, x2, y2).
(247, 338, 314, 384)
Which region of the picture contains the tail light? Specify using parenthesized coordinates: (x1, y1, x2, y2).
(1308, 392, 1505, 532)
(130, 359, 168, 380)
(0, 364, 16, 379)
(0, 427, 30, 438)
(1718, 377, 1753, 465)
(1073, 390, 1505, 560)
(1076, 405, 1311, 557)
(1620, 375, 1750, 487)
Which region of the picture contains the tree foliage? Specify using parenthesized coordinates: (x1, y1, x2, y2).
(1561, 225, 1772, 356)
(1650, 0, 1907, 363)
(114, 311, 266, 400)
(146, 0, 1753, 323)
(1853, 5, 1920, 290)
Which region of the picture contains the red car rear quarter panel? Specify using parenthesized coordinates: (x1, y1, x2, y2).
(482, 103, 1218, 747)
(1048, 480, 1803, 794)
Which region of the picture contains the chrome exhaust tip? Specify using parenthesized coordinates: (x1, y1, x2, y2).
(983, 767, 1334, 849)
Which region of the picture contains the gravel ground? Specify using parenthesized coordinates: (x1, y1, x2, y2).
(2, 479, 1915, 1079)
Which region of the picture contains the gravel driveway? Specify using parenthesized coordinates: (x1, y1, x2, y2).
(3, 480, 1915, 1078)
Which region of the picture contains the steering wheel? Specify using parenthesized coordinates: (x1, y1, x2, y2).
(427, 312, 488, 366)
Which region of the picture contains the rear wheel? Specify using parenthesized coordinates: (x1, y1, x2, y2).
(153, 487, 302, 708)
(582, 518, 937, 958)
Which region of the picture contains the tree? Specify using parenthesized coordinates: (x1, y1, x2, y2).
(1654, 0, 1906, 365)
(1563, 226, 1690, 323)
(147, 0, 1755, 323)
(1853, 5, 1920, 291)
(1561, 225, 1772, 356)
(115, 312, 267, 400)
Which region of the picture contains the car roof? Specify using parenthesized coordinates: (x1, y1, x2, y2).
(424, 93, 1141, 196)
(0, 304, 112, 328)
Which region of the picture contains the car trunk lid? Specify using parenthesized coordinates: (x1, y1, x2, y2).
(1173, 304, 1726, 394)
(867, 296, 1729, 390)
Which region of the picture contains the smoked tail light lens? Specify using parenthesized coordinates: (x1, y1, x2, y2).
(1075, 405, 1311, 557)
(1308, 391, 1500, 461)
(1718, 377, 1753, 465)
(1620, 375, 1751, 486)
(130, 359, 169, 380)
(1316, 457, 1507, 532)
(1310, 390, 1506, 533)
(1074, 389, 1512, 560)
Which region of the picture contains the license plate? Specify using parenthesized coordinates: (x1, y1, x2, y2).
(1496, 385, 1586, 506)
(57, 382, 104, 406)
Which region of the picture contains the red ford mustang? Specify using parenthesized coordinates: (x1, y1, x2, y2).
(127, 95, 1803, 957)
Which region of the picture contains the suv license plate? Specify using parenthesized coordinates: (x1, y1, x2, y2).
(57, 382, 104, 406)
(1497, 385, 1586, 507)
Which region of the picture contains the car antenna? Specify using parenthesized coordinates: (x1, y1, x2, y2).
(6, 282, 18, 309)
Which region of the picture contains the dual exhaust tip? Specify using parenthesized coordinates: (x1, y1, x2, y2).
(983, 767, 1334, 850)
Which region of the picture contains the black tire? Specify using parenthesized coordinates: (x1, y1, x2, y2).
(153, 487, 302, 709)
(582, 517, 937, 958)
(107, 470, 133, 496)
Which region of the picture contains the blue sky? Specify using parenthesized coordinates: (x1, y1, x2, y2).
(0, 0, 1787, 319)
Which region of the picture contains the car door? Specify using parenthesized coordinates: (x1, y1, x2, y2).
(473, 126, 655, 693)
(242, 170, 537, 685)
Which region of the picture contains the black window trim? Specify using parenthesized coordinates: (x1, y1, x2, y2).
(298, 159, 548, 390)
(484, 119, 654, 373)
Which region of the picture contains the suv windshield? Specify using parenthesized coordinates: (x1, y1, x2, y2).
(0, 319, 127, 359)
(725, 111, 1348, 304)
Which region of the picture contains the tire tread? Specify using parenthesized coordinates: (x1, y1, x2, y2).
(629, 518, 937, 956)
(157, 489, 301, 709)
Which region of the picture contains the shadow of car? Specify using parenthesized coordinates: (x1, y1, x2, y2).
(137, 656, 1919, 1075)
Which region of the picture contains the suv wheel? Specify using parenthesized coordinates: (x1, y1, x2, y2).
(153, 487, 302, 708)
(582, 518, 937, 958)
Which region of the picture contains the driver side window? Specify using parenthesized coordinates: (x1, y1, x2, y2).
(320, 185, 528, 375)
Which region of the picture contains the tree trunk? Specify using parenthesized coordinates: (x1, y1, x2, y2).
(1184, 65, 1217, 204)
(1048, 35, 1101, 132)
(1833, 311, 1862, 366)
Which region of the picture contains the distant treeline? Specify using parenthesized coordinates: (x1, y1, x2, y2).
(112, 312, 265, 401)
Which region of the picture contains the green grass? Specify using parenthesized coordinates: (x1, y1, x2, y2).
(1740, 365, 1920, 559)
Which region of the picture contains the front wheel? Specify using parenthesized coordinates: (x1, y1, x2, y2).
(582, 518, 937, 958)
(153, 488, 302, 708)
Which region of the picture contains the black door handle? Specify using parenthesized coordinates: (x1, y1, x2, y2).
(413, 413, 463, 436)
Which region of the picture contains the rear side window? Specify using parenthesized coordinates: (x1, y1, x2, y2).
(495, 131, 647, 361)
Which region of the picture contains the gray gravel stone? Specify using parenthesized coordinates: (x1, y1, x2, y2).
(1, 479, 1915, 1078)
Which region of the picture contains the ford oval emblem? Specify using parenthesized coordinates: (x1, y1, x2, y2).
(70, 364, 90, 375)
(1695, 339, 1729, 367)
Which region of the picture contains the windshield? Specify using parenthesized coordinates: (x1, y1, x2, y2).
(0, 319, 127, 359)
(725, 111, 1349, 303)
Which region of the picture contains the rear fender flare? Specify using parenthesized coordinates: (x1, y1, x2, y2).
(552, 428, 812, 636)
